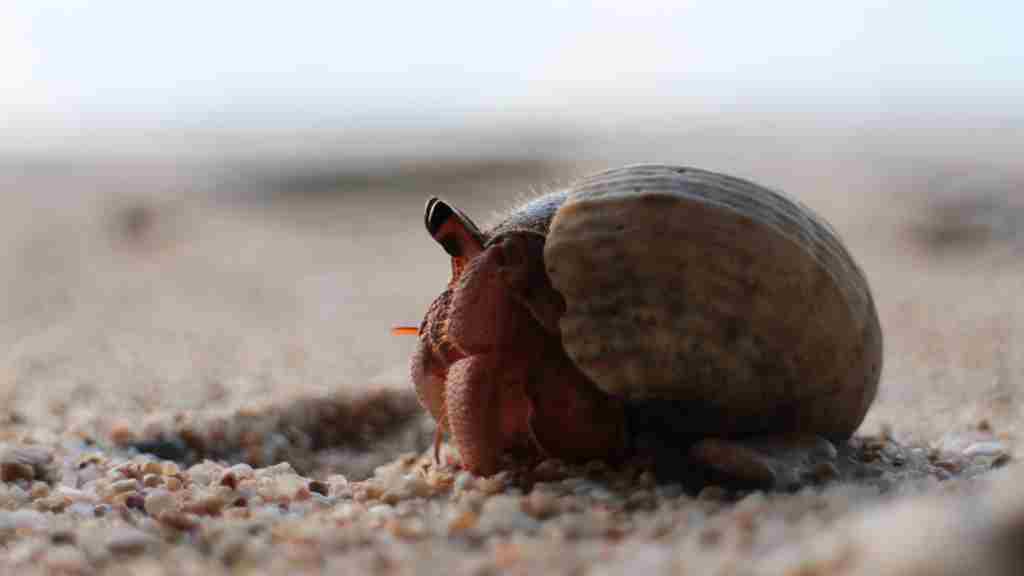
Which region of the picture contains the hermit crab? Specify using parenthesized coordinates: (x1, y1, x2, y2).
(397, 164, 882, 489)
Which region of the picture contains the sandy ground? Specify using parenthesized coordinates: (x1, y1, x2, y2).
(2, 122, 1024, 574)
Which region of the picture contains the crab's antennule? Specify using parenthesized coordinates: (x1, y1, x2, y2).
(391, 325, 420, 336)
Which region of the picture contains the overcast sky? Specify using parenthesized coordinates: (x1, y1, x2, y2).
(2, 1, 1022, 153)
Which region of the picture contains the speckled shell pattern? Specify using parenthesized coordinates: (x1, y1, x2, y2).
(541, 165, 882, 441)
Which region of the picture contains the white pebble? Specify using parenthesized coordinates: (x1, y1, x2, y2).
(258, 462, 296, 478)
(963, 441, 1007, 457)
(106, 527, 157, 555)
(144, 489, 178, 516)
(228, 463, 255, 479)
(476, 494, 540, 533)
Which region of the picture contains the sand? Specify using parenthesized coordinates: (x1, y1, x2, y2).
(1, 122, 1023, 574)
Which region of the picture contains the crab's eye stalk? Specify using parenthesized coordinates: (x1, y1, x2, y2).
(425, 198, 484, 258)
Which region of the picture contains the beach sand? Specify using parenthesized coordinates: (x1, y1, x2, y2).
(2, 122, 1023, 574)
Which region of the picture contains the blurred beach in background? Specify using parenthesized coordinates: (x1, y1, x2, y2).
(2, 0, 1023, 448)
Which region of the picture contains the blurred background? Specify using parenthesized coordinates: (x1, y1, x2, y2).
(1, 2, 1022, 445)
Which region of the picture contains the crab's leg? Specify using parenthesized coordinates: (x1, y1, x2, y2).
(688, 434, 840, 490)
(432, 427, 443, 464)
(444, 355, 503, 476)
(442, 236, 546, 475)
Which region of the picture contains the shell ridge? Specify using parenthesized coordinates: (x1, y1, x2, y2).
(568, 167, 876, 328)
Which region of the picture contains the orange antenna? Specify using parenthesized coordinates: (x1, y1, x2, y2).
(391, 325, 420, 336)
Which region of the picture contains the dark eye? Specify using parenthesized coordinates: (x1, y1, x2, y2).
(424, 198, 455, 237)
(423, 197, 484, 258)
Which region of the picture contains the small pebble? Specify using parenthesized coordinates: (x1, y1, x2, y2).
(223, 507, 251, 520)
(108, 421, 136, 446)
(228, 463, 255, 479)
(477, 494, 540, 533)
(219, 471, 239, 490)
(354, 481, 385, 502)
(1, 445, 54, 472)
(0, 445, 52, 482)
(132, 438, 189, 461)
(183, 489, 230, 516)
(257, 474, 307, 502)
(0, 484, 30, 508)
(158, 510, 199, 531)
(49, 530, 76, 545)
(187, 462, 222, 486)
(586, 484, 617, 502)
(309, 480, 329, 496)
(962, 441, 1007, 458)
(106, 527, 157, 555)
(259, 462, 296, 477)
(447, 508, 479, 535)
(809, 462, 841, 483)
(144, 489, 177, 517)
(521, 490, 559, 520)
(34, 493, 71, 512)
(933, 459, 963, 474)
(382, 473, 433, 504)
(1, 462, 35, 482)
(627, 490, 657, 511)
(698, 486, 728, 502)
(29, 482, 50, 499)
(108, 479, 139, 495)
(636, 470, 657, 489)
(125, 493, 146, 510)
(67, 502, 96, 518)
(387, 517, 426, 540)
(453, 472, 476, 493)
(111, 461, 141, 479)
(250, 505, 286, 522)
(331, 502, 364, 523)
(655, 484, 684, 500)
(366, 504, 395, 524)
(55, 486, 96, 504)
(327, 474, 349, 492)
(142, 461, 164, 476)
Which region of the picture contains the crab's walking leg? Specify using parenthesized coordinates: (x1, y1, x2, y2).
(689, 434, 839, 490)
(432, 427, 444, 464)
(444, 355, 504, 476)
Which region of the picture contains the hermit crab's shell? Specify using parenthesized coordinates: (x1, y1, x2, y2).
(543, 165, 882, 440)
